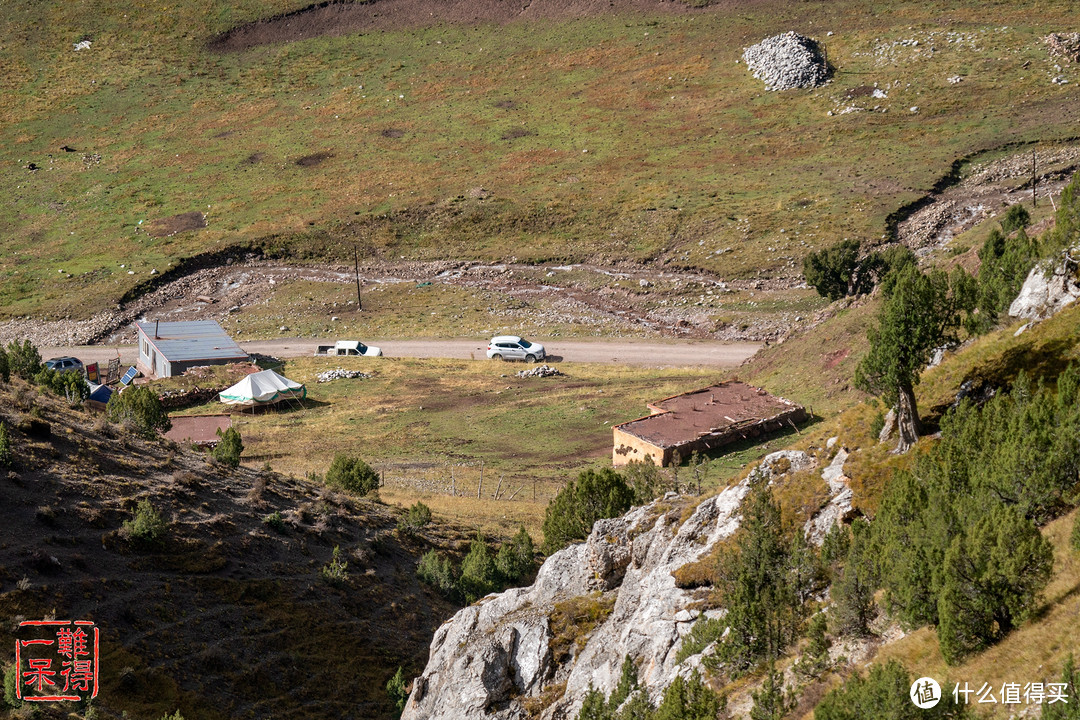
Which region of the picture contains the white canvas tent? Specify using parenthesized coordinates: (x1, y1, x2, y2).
(219, 369, 306, 408)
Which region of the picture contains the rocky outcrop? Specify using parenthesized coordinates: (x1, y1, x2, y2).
(1008, 248, 1080, 320)
(402, 484, 751, 720)
(804, 446, 855, 545)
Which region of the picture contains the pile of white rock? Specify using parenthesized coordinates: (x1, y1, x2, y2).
(316, 368, 373, 383)
(743, 31, 829, 90)
(516, 364, 563, 378)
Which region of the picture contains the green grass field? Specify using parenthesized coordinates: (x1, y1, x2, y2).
(2, 0, 1079, 324)
(168, 357, 792, 534)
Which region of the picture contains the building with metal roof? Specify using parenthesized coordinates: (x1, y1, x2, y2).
(135, 320, 249, 379)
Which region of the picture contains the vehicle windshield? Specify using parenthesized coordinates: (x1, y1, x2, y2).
(518, 339, 533, 348)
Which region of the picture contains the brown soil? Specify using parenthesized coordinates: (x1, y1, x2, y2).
(206, 0, 717, 53)
(165, 414, 233, 444)
(502, 127, 535, 140)
(241, 151, 264, 165)
(143, 211, 207, 238)
(295, 151, 334, 167)
(380, 128, 406, 138)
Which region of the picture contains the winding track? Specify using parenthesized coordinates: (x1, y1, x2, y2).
(41, 337, 760, 370)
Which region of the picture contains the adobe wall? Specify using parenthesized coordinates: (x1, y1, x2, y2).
(612, 427, 666, 467)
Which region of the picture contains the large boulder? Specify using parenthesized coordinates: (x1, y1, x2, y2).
(1008, 249, 1080, 320)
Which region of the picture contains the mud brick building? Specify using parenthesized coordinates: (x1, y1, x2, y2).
(612, 381, 807, 467)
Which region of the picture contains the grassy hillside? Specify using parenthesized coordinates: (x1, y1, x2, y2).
(2, 0, 1079, 322)
(0, 380, 470, 720)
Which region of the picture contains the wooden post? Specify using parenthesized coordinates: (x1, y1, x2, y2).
(451, 466, 456, 496)
(1032, 150, 1038, 208)
(493, 474, 503, 500)
(508, 485, 524, 501)
(477, 462, 484, 499)
(354, 245, 363, 310)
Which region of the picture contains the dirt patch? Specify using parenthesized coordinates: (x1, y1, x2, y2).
(380, 128, 406, 139)
(144, 211, 207, 238)
(501, 127, 534, 140)
(823, 347, 850, 370)
(494, 100, 519, 110)
(242, 152, 265, 165)
(164, 415, 232, 445)
(295, 152, 334, 167)
(845, 85, 876, 99)
(206, 0, 710, 53)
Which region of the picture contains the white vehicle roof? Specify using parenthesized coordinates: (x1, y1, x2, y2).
(490, 335, 525, 344)
(335, 340, 361, 350)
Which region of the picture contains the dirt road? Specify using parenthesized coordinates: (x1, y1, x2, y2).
(42, 338, 760, 370)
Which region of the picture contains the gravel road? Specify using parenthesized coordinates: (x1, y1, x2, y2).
(41, 338, 760, 370)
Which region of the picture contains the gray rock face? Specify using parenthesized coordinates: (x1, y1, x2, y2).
(1008, 249, 1080, 320)
(743, 32, 828, 91)
(758, 450, 816, 478)
(402, 483, 751, 720)
(804, 448, 854, 545)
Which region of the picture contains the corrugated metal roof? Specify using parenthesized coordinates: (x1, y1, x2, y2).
(135, 320, 248, 363)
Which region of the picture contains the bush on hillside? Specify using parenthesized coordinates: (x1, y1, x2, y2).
(325, 453, 380, 495)
(211, 426, 244, 467)
(386, 666, 408, 718)
(0, 422, 12, 470)
(6, 339, 42, 381)
(123, 499, 168, 548)
(321, 545, 349, 586)
(397, 501, 433, 533)
(542, 468, 635, 554)
(495, 525, 535, 584)
(34, 367, 90, 405)
(106, 386, 172, 439)
(416, 550, 456, 598)
(814, 660, 969, 719)
(0, 346, 9, 383)
(458, 533, 499, 603)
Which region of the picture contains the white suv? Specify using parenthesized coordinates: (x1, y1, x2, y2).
(486, 335, 546, 363)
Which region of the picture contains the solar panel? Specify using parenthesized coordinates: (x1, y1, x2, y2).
(120, 367, 138, 386)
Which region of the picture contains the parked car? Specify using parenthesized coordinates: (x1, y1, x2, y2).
(45, 356, 84, 375)
(313, 340, 382, 357)
(486, 336, 546, 362)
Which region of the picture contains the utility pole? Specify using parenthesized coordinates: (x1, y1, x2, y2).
(1032, 150, 1037, 208)
(354, 245, 363, 311)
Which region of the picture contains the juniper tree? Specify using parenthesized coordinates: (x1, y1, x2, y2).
(495, 525, 535, 585)
(717, 477, 801, 673)
(937, 504, 1052, 664)
(458, 533, 499, 603)
(542, 468, 634, 554)
(855, 264, 969, 453)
